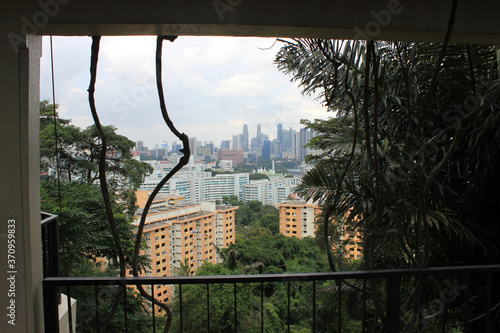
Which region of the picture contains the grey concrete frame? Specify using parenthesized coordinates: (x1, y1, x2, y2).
(2, 1, 500, 332)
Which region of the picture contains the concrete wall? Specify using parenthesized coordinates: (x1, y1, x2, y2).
(2, 1, 500, 332)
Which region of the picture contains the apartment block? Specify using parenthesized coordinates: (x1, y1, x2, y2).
(336, 211, 363, 261)
(277, 200, 363, 261)
(139, 159, 249, 204)
(133, 195, 237, 304)
(242, 177, 301, 206)
(277, 200, 321, 238)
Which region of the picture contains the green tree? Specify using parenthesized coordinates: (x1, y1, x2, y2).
(276, 39, 500, 330)
(40, 101, 155, 331)
(249, 173, 270, 180)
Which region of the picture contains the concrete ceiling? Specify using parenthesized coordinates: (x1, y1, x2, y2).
(20, 0, 500, 44)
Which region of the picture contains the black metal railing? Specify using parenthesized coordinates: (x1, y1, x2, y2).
(41, 212, 500, 332)
(41, 211, 60, 279)
(42, 265, 500, 333)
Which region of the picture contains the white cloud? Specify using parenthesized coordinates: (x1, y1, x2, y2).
(212, 74, 267, 97)
(40, 35, 328, 148)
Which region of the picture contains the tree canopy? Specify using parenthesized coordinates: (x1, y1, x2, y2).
(276, 39, 500, 331)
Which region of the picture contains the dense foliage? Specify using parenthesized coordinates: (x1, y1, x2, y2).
(219, 195, 280, 235)
(276, 39, 500, 331)
(40, 101, 154, 331)
(170, 233, 368, 333)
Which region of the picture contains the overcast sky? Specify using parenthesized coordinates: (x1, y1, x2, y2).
(40, 36, 328, 148)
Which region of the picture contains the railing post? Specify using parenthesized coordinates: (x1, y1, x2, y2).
(43, 281, 60, 333)
(48, 214, 60, 278)
(386, 275, 401, 333)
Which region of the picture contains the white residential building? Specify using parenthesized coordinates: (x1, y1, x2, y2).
(139, 159, 249, 203)
(241, 177, 301, 206)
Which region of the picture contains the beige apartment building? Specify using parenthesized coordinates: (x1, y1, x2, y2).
(277, 200, 363, 261)
(277, 200, 321, 238)
(133, 192, 237, 304)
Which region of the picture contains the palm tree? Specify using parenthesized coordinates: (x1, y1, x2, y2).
(276, 39, 500, 331)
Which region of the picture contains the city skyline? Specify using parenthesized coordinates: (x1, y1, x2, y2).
(40, 36, 329, 149)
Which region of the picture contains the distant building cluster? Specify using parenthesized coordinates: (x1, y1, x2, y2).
(138, 158, 302, 206)
(132, 123, 319, 164)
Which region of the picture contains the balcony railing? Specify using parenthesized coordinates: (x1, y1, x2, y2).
(41, 213, 500, 333)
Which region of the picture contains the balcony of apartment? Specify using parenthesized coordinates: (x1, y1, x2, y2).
(4, 1, 500, 333)
(42, 211, 500, 332)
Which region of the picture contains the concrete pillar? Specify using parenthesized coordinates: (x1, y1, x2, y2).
(1, 17, 43, 333)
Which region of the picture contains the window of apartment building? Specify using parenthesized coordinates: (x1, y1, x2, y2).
(155, 244, 159, 249)
(156, 260, 160, 265)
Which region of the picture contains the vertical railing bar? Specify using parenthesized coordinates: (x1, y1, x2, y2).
(261, 282, 264, 333)
(464, 274, 471, 331)
(337, 279, 342, 333)
(387, 275, 401, 333)
(151, 284, 156, 333)
(52, 216, 60, 278)
(441, 302, 447, 333)
(43, 281, 60, 333)
(287, 281, 291, 333)
(179, 284, 183, 333)
(234, 283, 237, 333)
(95, 285, 100, 333)
(362, 278, 366, 333)
(207, 283, 210, 333)
(486, 272, 492, 333)
(66, 285, 74, 333)
(312, 280, 316, 332)
(42, 225, 47, 278)
(46, 215, 60, 279)
(124, 286, 128, 333)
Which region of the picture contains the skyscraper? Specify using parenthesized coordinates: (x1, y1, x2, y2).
(232, 135, 239, 149)
(277, 123, 283, 153)
(242, 124, 249, 151)
(262, 139, 271, 160)
(189, 137, 197, 156)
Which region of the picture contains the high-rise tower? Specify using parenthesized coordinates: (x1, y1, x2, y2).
(277, 124, 283, 153)
(242, 124, 249, 151)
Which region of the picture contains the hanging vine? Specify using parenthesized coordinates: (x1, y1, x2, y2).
(130, 35, 190, 333)
(87, 35, 189, 332)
